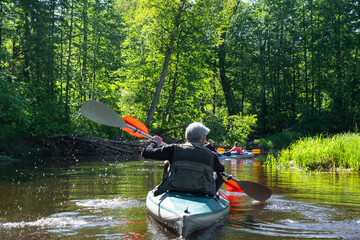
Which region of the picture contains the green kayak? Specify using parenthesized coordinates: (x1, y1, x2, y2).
(146, 189, 230, 237)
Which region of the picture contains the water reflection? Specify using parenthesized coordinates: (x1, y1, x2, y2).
(222, 159, 360, 239)
(0, 158, 359, 239)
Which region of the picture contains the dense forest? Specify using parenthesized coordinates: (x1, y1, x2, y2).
(0, 0, 359, 147)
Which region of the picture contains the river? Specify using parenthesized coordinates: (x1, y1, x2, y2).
(0, 157, 360, 239)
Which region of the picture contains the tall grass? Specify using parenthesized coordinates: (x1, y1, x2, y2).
(265, 133, 360, 172)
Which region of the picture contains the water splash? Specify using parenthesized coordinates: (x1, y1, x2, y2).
(73, 197, 140, 209)
(1, 216, 88, 229)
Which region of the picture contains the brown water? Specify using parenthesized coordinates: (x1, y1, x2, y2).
(0, 157, 360, 239)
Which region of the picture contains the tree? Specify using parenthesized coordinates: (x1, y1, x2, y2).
(139, 0, 187, 125)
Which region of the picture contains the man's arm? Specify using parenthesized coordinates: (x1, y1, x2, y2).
(141, 142, 174, 161)
(213, 154, 225, 172)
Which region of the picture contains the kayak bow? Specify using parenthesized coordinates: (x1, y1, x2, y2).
(146, 189, 230, 237)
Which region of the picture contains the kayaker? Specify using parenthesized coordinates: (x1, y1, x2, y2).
(230, 141, 244, 155)
(205, 139, 222, 156)
(141, 122, 225, 197)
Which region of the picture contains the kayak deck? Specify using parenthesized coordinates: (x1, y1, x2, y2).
(146, 190, 230, 237)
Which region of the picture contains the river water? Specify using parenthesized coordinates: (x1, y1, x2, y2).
(0, 157, 360, 239)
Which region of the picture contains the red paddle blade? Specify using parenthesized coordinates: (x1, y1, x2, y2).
(225, 180, 244, 193)
(122, 115, 149, 138)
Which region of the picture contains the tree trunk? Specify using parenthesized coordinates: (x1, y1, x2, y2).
(49, 0, 56, 100)
(0, 1, 3, 71)
(59, 4, 64, 105)
(146, 45, 173, 126)
(65, 0, 74, 121)
(218, 31, 239, 115)
(23, 5, 30, 81)
(303, 3, 309, 120)
(259, 42, 268, 133)
(217, 0, 242, 116)
(81, 0, 88, 102)
(0, 1, 2, 50)
(161, 51, 180, 127)
(146, 0, 185, 125)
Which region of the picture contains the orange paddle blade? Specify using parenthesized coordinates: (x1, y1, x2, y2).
(122, 115, 149, 138)
(225, 180, 244, 193)
(217, 148, 226, 152)
(252, 149, 261, 154)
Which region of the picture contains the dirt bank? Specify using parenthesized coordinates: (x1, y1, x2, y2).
(1, 134, 148, 167)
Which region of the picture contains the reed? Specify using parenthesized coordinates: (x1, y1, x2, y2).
(265, 133, 360, 172)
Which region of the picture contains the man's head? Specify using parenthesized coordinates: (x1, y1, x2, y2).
(185, 122, 210, 145)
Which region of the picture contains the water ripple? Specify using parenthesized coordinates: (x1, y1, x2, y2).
(228, 195, 360, 239)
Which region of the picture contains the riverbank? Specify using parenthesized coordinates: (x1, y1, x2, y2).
(0, 134, 146, 168)
(265, 132, 360, 172)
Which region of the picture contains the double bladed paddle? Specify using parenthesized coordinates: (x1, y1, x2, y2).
(217, 147, 261, 154)
(80, 99, 272, 202)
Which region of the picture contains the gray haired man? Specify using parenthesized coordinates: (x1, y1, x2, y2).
(141, 122, 225, 196)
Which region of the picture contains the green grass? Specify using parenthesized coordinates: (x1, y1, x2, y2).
(265, 132, 360, 172)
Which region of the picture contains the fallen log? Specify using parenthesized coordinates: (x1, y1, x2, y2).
(75, 137, 135, 154)
(39, 134, 140, 159)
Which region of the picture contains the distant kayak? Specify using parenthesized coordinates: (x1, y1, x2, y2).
(218, 151, 255, 160)
(146, 189, 230, 237)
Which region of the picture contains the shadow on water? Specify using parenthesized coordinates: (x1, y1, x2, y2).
(0, 156, 360, 239)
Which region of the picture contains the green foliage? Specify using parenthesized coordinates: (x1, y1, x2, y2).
(0, 0, 359, 145)
(203, 113, 257, 146)
(265, 133, 360, 172)
(257, 131, 303, 149)
(204, 115, 228, 143)
(222, 114, 257, 146)
(0, 76, 29, 133)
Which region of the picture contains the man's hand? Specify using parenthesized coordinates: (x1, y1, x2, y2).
(153, 135, 163, 147)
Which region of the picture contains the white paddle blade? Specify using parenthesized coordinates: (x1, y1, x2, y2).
(80, 100, 127, 128)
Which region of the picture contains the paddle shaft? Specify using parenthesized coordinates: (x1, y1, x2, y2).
(222, 172, 239, 182)
(122, 124, 168, 146)
(126, 124, 155, 141)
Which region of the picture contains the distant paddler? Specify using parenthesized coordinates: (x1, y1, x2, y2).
(205, 139, 222, 156)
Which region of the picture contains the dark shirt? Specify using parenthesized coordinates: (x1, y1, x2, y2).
(205, 143, 217, 153)
(141, 142, 224, 173)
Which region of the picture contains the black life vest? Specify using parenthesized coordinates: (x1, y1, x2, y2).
(155, 143, 216, 196)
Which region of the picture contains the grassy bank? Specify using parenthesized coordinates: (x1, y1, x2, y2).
(265, 133, 360, 171)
